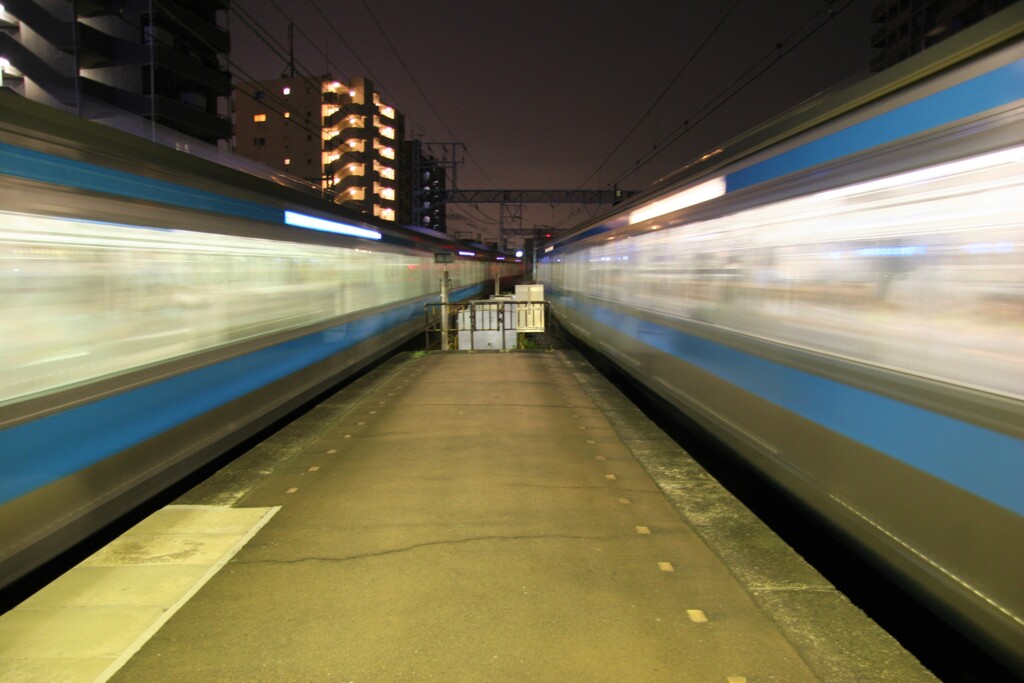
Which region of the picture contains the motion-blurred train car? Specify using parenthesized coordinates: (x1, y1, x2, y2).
(0, 92, 520, 589)
(540, 9, 1023, 672)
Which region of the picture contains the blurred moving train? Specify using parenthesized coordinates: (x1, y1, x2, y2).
(0, 91, 520, 589)
(540, 10, 1023, 673)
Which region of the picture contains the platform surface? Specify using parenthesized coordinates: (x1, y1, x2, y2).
(1, 351, 936, 682)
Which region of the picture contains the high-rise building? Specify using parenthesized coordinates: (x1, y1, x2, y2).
(233, 75, 401, 222)
(870, 0, 1018, 71)
(0, 0, 231, 144)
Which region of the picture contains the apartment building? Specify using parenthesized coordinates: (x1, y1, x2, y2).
(234, 75, 401, 221)
(0, 0, 230, 144)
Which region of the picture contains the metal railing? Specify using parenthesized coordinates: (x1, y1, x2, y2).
(424, 300, 550, 351)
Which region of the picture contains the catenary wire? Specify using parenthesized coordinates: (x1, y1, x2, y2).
(610, 0, 858, 187)
(572, 0, 746, 193)
(556, 0, 859, 230)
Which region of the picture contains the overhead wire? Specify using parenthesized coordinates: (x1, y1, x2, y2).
(255, 0, 354, 84)
(572, 0, 746, 193)
(234, 0, 493, 229)
(147, 0, 327, 145)
(294, 0, 489, 188)
(556, 0, 859, 229)
(303, 0, 395, 103)
(358, 0, 495, 188)
(609, 0, 859, 187)
(231, 2, 324, 94)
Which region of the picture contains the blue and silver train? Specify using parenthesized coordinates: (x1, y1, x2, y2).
(540, 9, 1023, 672)
(0, 92, 521, 589)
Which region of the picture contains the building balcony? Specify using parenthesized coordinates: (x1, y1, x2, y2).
(324, 135, 367, 155)
(0, 32, 76, 100)
(2, 0, 73, 48)
(323, 108, 367, 130)
(871, 25, 888, 47)
(323, 155, 367, 179)
(79, 76, 230, 141)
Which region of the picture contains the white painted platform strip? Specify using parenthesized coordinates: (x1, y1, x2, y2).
(93, 505, 280, 683)
(0, 505, 278, 683)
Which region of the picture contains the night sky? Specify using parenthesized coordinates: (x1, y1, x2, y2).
(231, 0, 877, 241)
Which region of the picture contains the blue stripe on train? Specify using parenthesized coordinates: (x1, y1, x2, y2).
(726, 60, 1024, 191)
(0, 143, 282, 224)
(544, 59, 1023, 253)
(3, 64, 1021, 236)
(0, 283, 487, 506)
(557, 293, 1024, 517)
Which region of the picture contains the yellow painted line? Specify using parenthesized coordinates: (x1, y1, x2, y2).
(604, 474, 617, 480)
(578, 426, 587, 430)
(636, 526, 651, 535)
(727, 677, 747, 683)
(595, 455, 606, 461)
(618, 498, 631, 505)
(308, 466, 319, 472)
(327, 449, 337, 454)
(357, 422, 366, 426)
(586, 440, 596, 445)
(658, 562, 675, 572)
(286, 488, 298, 494)
(344, 434, 352, 439)
(687, 609, 708, 623)
(369, 411, 377, 415)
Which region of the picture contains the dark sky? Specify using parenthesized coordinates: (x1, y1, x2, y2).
(232, 0, 877, 242)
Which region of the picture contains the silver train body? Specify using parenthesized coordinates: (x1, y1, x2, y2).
(0, 92, 521, 589)
(540, 12, 1023, 672)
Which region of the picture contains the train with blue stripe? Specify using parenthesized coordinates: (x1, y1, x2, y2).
(0, 91, 520, 590)
(540, 9, 1023, 672)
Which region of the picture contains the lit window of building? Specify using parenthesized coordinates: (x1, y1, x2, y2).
(374, 204, 395, 219)
(235, 75, 402, 215)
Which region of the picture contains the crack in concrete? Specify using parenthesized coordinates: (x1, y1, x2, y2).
(502, 482, 656, 494)
(235, 533, 608, 565)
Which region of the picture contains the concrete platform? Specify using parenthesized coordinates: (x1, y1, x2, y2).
(0, 351, 936, 682)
